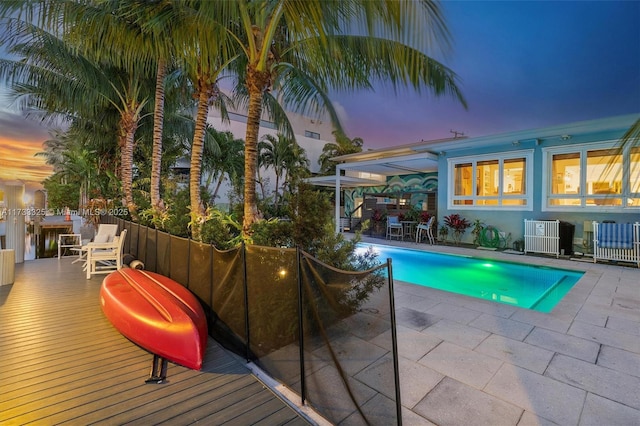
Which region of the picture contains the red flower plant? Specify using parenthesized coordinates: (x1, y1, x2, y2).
(444, 214, 471, 244)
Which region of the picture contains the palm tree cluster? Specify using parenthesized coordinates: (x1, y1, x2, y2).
(0, 0, 465, 241)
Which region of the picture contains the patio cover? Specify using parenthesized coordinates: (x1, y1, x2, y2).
(306, 149, 441, 232)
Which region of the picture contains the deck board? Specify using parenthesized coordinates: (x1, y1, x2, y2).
(0, 258, 310, 425)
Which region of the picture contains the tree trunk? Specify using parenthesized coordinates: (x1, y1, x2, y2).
(119, 109, 138, 218)
(189, 81, 212, 241)
(273, 172, 280, 212)
(212, 175, 224, 201)
(243, 65, 270, 236)
(150, 59, 166, 212)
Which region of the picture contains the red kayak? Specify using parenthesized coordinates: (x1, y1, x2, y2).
(100, 268, 207, 372)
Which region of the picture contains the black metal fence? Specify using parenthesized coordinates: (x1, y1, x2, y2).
(104, 216, 402, 425)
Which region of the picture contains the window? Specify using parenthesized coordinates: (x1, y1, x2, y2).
(304, 130, 320, 139)
(448, 150, 533, 210)
(543, 142, 639, 210)
(631, 146, 640, 205)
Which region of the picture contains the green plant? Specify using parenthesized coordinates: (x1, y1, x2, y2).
(444, 213, 471, 245)
(371, 208, 387, 223)
(439, 225, 449, 243)
(250, 219, 294, 248)
(402, 205, 421, 222)
(336, 246, 386, 314)
(471, 219, 484, 246)
(200, 210, 241, 249)
(162, 188, 191, 237)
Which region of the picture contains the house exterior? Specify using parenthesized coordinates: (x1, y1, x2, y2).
(311, 114, 639, 252)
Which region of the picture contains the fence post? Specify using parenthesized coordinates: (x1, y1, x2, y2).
(242, 241, 251, 362)
(387, 258, 403, 426)
(296, 248, 306, 404)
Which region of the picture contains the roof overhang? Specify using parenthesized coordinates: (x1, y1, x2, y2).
(306, 175, 384, 188)
(307, 151, 439, 188)
(338, 151, 439, 176)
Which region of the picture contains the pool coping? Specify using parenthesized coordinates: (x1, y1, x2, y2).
(357, 241, 586, 313)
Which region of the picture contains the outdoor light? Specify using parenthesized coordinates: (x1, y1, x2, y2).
(278, 268, 287, 278)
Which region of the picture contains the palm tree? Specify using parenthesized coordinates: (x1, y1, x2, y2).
(89, 0, 236, 238)
(259, 133, 309, 211)
(194, 0, 466, 237)
(36, 127, 107, 209)
(0, 5, 155, 216)
(54, 0, 182, 217)
(282, 141, 310, 192)
(202, 128, 245, 204)
(108, 75, 149, 215)
(318, 130, 364, 175)
(38, 129, 69, 173)
(1, 0, 201, 218)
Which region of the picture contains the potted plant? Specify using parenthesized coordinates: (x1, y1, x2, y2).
(471, 219, 483, 246)
(513, 237, 524, 252)
(444, 213, 471, 245)
(438, 225, 449, 243)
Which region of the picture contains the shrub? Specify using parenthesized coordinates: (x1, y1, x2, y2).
(444, 213, 471, 245)
(162, 188, 191, 237)
(251, 219, 294, 248)
(200, 214, 236, 249)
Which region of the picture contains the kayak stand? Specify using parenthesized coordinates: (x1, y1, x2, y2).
(146, 354, 168, 384)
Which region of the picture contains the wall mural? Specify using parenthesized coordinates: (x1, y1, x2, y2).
(343, 173, 438, 216)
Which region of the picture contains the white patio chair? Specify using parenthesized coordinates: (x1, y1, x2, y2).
(386, 216, 404, 240)
(72, 224, 118, 265)
(86, 229, 127, 279)
(416, 216, 435, 244)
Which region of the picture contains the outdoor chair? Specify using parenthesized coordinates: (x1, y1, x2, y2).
(386, 216, 403, 240)
(86, 229, 127, 279)
(71, 224, 118, 265)
(416, 216, 435, 244)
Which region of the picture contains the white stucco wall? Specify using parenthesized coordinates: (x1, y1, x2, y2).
(203, 108, 335, 205)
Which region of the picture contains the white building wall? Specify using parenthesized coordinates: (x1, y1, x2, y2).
(205, 108, 334, 206)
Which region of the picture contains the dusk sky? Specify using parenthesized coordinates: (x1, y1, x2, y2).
(333, 0, 640, 148)
(1, 1, 639, 189)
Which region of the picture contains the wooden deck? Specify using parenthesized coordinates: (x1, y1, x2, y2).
(0, 257, 310, 425)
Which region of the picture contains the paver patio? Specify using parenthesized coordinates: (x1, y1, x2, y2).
(359, 236, 640, 425)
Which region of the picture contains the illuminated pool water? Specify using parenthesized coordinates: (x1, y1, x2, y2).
(356, 243, 584, 313)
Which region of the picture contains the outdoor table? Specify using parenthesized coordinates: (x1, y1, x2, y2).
(58, 233, 82, 259)
(401, 221, 418, 240)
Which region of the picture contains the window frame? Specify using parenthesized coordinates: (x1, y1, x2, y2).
(542, 140, 640, 211)
(447, 150, 534, 211)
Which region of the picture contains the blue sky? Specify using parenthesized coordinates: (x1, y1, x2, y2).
(332, 0, 640, 148)
(1, 0, 639, 185)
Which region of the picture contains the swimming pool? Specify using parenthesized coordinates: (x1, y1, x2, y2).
(356, 243, 584, 313)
